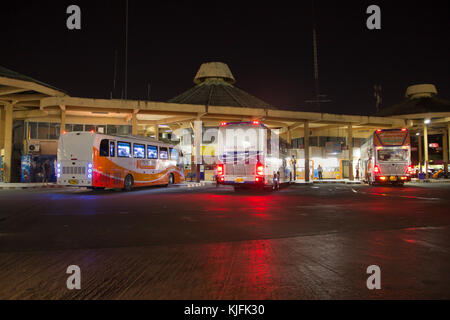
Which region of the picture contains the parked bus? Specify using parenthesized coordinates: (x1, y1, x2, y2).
(215, 121, 294, 191)
(57, 132, 184, 191)
(360, 128, 413, 186)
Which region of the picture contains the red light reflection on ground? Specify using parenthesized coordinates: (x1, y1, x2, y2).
(205, 239, 276, 299)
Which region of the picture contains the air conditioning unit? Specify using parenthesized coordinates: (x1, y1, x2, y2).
(28, 144, 41, 153)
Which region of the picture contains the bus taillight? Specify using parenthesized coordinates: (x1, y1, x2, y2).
(407, 165, 414, 174)
(217, 164, 224, 176)
(374, 165, 381, 174)
(256, 163, 264, 176)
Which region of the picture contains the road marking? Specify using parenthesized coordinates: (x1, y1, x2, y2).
(351, 188, 358, 194)
(358, 191, 441, 201)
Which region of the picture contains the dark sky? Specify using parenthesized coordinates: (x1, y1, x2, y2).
(1, 0, 449, 115)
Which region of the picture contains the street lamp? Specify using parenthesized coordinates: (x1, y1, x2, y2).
(424, 119, 431, 125)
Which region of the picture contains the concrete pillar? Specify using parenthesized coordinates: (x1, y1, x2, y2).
(3, 103, 13, 183)
(194, 120, 202, 183)
(286, 129, 292, 146)
(443, 128, 448, 174)
(424, 124, 429, 179)
(304, 121, 310, 182)
(131, 112, 137, 136)
(418, 133, 423, 173)
(154, 125, 159, 141)
(348, 124, 354, 181)
(0, 107, 5, 150)
(60, 106, 66, 134)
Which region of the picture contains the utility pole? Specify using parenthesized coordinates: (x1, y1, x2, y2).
(124, 0, 129, 100)
(312, 0, 320, 112)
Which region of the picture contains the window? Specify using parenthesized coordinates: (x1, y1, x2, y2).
(118, 142, 131, 158)
(100, 139, 109, 157)
(377, 149, 408, 162)
(28, 122, 38, 139)
(134, 144, 145, 159)
(49, 123, 60, 140)
(85, 125, 95, 132)
(72, 124, 84, 132)
(159, 147, 168, 159)
(96, 125, 106, 134)
(37, 122, 50, 139)
(170, 148, 179, 161)
(110, 141, 116, 157)
(147, 145, 158, 159)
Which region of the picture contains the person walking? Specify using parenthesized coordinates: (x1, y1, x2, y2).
(317, 164, 323, 180)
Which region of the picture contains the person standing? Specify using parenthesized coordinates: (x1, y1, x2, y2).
(43, 159, 51, 183)
(317, 164, 323, 180)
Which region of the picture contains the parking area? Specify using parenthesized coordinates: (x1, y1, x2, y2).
(0, 183, 449, 299)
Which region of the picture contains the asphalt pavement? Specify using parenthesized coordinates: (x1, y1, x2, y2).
(0, 183, 449, 299)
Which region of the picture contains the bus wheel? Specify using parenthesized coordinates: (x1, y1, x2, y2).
(168, 173, 175, 185)
(124, 174, 134, 192)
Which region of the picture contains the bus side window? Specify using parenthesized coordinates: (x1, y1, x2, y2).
(133, 144, 145, 159)
(147, 145, 158, 159)
(110, 141, 116, 157)
(160, 147, 168, 160)
(100, 139, 109, 157)
(169, 148, 178, 161)
(118, 142, 131, 158)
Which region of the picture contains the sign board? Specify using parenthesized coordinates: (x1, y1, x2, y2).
(374, 130, 410, 147)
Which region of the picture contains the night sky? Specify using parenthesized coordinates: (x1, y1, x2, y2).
(1, 0, 449, 115)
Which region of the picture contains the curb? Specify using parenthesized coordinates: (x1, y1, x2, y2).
(178, 182, 214, 188)
(0, 184, 67, 190)
(410, 179, 450, 184)
(294, 181, 363, 185)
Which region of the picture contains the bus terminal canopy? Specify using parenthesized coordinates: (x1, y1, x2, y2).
(36, 95, 409, 138)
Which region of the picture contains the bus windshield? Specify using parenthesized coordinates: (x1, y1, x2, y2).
(377, 149, 408, 162)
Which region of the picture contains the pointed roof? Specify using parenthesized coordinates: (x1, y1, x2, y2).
(376, 84, 449, 117)
(0, 65, 66, 94)
(168, 62, 274, 109)
(376, 97, 450, 117)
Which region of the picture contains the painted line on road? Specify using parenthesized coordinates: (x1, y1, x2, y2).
(357, 191, 441, 201)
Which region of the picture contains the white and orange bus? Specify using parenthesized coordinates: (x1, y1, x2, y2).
(57, 132, 184, 191)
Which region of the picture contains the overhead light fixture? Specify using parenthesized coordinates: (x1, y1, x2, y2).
(424, 119, 431, 124)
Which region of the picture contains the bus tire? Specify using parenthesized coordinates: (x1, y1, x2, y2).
(124, 174, 134, 192)
(168, 173, 175, 185)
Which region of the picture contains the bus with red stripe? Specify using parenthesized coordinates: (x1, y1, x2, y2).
(57, 132, 184, 191)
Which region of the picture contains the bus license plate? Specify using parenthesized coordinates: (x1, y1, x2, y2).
(69, 179, 78, 185)
(235, 177, 244, 183)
